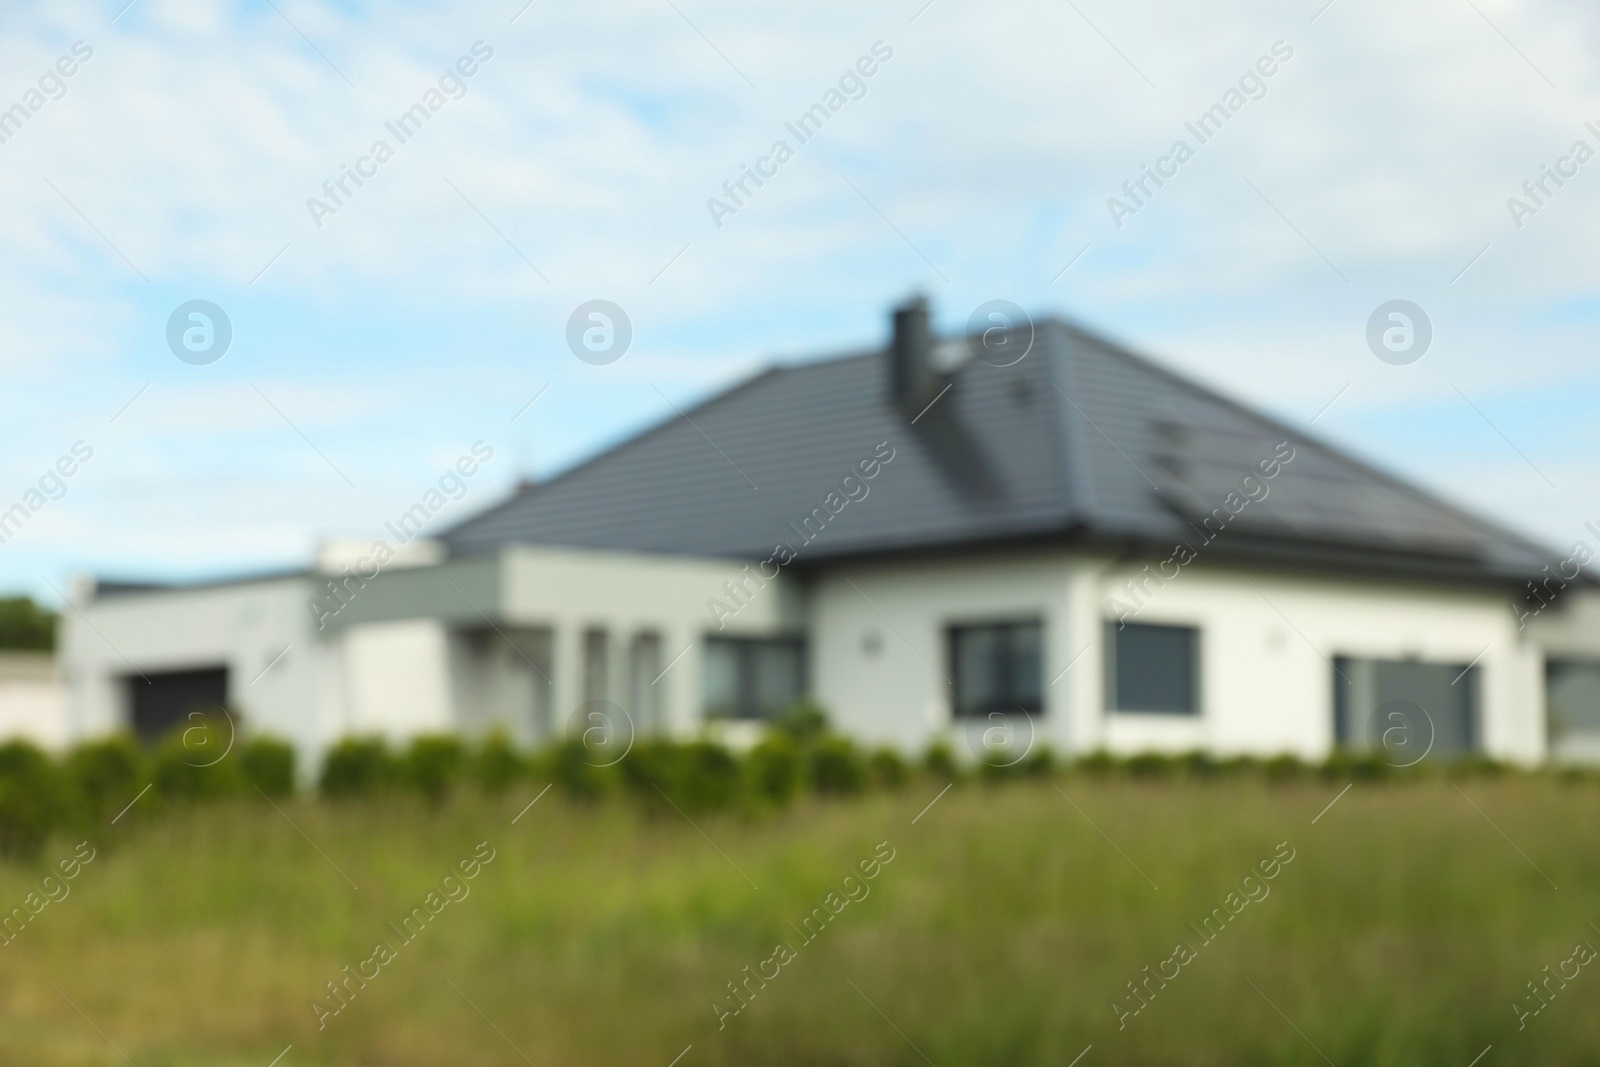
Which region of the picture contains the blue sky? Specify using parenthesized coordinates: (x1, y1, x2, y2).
(3, 0, 1599, 600)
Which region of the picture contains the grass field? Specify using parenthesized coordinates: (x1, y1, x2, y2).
(1, 773, 1597, 1066)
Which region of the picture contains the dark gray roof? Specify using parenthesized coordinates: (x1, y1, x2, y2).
(444, 319, 1557, 585)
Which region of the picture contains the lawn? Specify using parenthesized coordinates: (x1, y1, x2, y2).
(1, 773, 1597, 1066)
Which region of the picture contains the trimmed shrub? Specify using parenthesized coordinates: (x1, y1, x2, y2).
(319, 737, 396, 798)
(923, 740, 958, 782)
(0, 740, 73, 858)
(548, 737, 615, 800)
(1126, 752, 1176, 779)
(152, 716, 245, 801)
(808, 736, 865, 796)
(1022, 744, 1055, 778)
(1323, 748, 1389, 782)
(747, 734, 802, 806)
(774, 702, 829, 743)
(473, 732, 528, 796)
(1073, 750, 1120, 777)
(66, 735, 146, 823)
(1178, 751, 1220, 778)
(1263, 753, 1308, 782)
(400, 735, 465, 804)
(241, 737, 297, 797)
(620, 739, 686, 811)
(679, 741, 741, 811)
(620, 740, 740, 812)
(867, 747, 908, 790)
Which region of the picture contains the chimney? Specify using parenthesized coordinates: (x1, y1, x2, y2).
(890, 295, 937, 410)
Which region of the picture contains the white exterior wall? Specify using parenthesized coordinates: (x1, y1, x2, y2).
(499, 545, 801, 742)
(809, 550, 1078, 756)
(61, 576, 322, 758)
(810, 549, 1548, 764)
(1090, 561, 1543, 763)
(0, 653, 67, 749)
(334, 619, 454, 741)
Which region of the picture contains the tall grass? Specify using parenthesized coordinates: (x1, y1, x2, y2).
(0, 773, 1596, 1066)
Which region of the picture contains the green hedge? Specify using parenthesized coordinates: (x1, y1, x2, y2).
(0, 705, 1566, 860)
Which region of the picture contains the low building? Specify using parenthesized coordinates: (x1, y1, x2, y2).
(0, 651, 66, 750)
(61, 300, 1600, 770)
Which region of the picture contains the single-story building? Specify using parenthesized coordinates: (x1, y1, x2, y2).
(60, 299, 1600, 770)
(0, 651, 66, 750)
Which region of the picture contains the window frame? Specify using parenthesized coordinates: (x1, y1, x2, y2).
(946, 618, 1045, 719)
(1104, 620, 1201, 716)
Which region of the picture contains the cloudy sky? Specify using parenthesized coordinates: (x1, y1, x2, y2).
(1, 0, 1597, 600)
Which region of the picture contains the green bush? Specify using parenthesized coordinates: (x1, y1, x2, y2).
(620, 739, 741, 812)
(1125, 752, 1176, 779)
(867, 747, 908, 790)
(1178, 751, 1220, 778)
(548, 737, 615, 801)
(773, 701, 829, 743)
(319, 737, 397, 799)
(66, 735, 146, 823)
(241, 737, 296, 797)
(0, 740, 73, 858)
(747, 734, 802, 806)
(620, 739, 685, 811)
(400, 735, 465, 804)
(923, 740, 958, 781)
(1263, 753, 1308, 782)
(1072, 750, 1120, 777)
(1322, 748, 1390, 782)
(152, 717, 245, 802)
(678, 741, 741, 810)
(1022, 744, 1055, 777)
(808, 736, 864, 796)
(473, 732, 528, 795)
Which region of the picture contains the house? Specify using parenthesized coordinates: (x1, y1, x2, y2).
(60, 299, 1600, 770)
(0, 651, 66, 750)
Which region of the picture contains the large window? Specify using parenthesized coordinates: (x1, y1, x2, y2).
(1332, 656, 1478, 761)
(125, 666, 228, 742)
(949, 621, 1043, 718)
(1546, 659, 1600, 761)
(703, 637, 805, 720)
(1106, 622, 1198, 714)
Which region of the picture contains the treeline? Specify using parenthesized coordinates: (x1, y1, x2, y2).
(0, 704, 1569, 860)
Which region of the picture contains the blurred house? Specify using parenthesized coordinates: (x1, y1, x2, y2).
(0, 651, 66, 750)
(60, 300, 1600, 770)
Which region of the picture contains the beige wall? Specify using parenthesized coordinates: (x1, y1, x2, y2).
(0, 652, 66, 749)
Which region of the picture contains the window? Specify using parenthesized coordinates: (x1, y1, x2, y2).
(948, 621, 1042, 718)
(703, 637, 805, 720)
(125, 666, 228, 742)
(1545, 659, 1600, 759)
(1106, 622, 1198, 714)
(1332, 656, 1478, 760)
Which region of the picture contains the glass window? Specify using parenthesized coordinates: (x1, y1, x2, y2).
(949, 621, 1043, 717)
(702, 637, 805, 720)
(1331, 656, 1478, 761)
(1107, 622, 1198, 714)
(1547, 659, 1600, 748)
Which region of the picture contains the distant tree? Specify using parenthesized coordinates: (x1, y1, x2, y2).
(0, 597, 55, 651)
